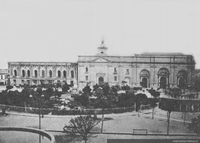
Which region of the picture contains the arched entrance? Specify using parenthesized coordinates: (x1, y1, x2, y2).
(178, 78, 186, 89)
(160, 77, 167, 89)
(141, 78, 147, 88)
(177, 70, 187, 89)
(98, 77, 104, 85)
(140, 69, 150, 88)
(158, 68, 169, 89)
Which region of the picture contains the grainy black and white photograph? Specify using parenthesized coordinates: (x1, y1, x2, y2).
(0, 0, 200, 143)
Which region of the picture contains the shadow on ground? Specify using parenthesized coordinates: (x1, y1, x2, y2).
(97, 117, 113, 121)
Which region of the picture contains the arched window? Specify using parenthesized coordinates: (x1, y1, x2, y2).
(49, 70, 52, 78)
(34, 70, 38, 78)
(14, 70, 17, 77)
(22, 70, 25, 77)
(27, 70, 30, 77)
(63, 70, 66, 78)
(42, 70, 45, 78)
(71, 70, 74, 78)
(58, 70, 61, 78)
(86, 67, 88, 72)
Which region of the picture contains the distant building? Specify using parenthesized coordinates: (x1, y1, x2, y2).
(78, 40, 195, 89)
(0, 69, 8, 85)
(8, 62, 77, 86)
(8, 40, 196, 90)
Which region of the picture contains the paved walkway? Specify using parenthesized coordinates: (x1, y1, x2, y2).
(1, 107, 197, 133)
(1, 107, 200, 143)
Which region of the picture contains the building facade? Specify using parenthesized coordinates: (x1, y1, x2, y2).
(8, 62, 78, 86)
(78, 41, 195, 89)
(0, 69, 8, 85)
(7, 41, 195, 90)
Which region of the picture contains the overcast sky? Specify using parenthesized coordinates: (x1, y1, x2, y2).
(0, 0, 200, 69)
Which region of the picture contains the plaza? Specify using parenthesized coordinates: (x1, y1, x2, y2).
(0, 107, 199, 143)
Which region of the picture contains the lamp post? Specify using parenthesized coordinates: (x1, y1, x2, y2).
(30, 94, 44, 130)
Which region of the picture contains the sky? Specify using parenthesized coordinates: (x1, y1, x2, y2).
(0, 0, 200, 69)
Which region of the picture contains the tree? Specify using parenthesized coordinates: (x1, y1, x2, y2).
(30, 90, 49, 118)
(82, 85, 91, 95)
(135, 93, 147, 117)
(148, 89, 160, 119)
(117, 93, 135, 107)
(93, 87, 111, 133)
(74, 93, 89, 107)
(63, 115, 100, 143)
(102, 83, 110, 96)
(0, 91, 9, 114)
(93, 84, 99, 92)
(188, 115, 200, 136)
(148, 88, 160, 98)
(110, 85, 120, 95)
(6, 85, 13, 90)
(121, 85, 130, 92)
(170, 87, 182, 98)
(62, 82, 70, 93)
(159, 98, 175, 135)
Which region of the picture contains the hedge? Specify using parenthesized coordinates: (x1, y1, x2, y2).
(0, 104, 135, 115)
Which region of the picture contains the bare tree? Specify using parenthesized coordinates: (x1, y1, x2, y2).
(63, 115, 100, 143)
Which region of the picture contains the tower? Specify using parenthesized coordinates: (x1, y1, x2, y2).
(97, 39, 108, 56)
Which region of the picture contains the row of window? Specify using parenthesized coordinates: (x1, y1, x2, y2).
(13, 70, 74, 78)
(85, 76, 118, 81)
(85, 67, 130, 74)
(13, 80, 74, 86)
(114, 68, 129, 74)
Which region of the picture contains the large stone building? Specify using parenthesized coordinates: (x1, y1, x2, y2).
(78, 40, 195, 89)
(8, 40, 195, 90)
(0, 69, 8, 85)
(8, 62, 78, 86)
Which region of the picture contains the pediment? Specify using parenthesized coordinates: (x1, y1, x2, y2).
(92, 57, 110, 63)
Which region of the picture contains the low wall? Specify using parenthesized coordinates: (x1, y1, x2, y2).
(0, 127, 55, 143)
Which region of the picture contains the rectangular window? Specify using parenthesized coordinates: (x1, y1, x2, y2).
(126, 69, 129, 74)
(114, 76, 117, 81)
(86, 76, 88, 81)
(114, 67, 117, 74)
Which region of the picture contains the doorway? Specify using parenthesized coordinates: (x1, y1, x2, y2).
(98, 77, 104, 85)
(178, 78, 186, 89)
(141, 78, 147, 88)
(160, 77, 167, 89)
